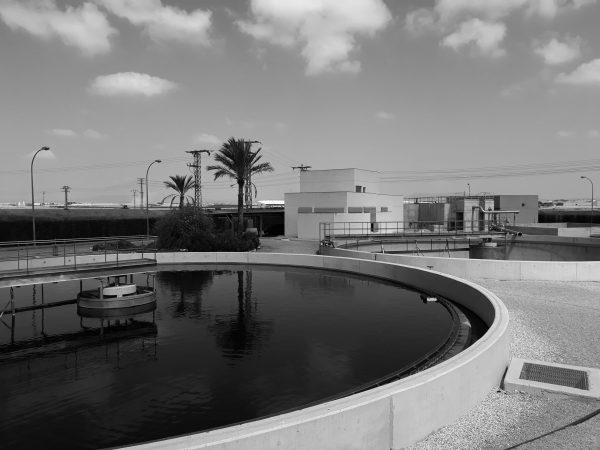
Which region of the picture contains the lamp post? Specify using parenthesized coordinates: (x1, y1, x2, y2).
(146, 159, 162, 238)
(467, 183, 471, 196)
(31, 146, 50, 244)
(580, 176, 594, 228)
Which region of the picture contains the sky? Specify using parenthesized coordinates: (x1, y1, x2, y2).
(1, 0, 600, 205)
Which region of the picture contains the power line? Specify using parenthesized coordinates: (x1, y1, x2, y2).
(381, 160, 600, 182)
(0, 156, 188, 176)
(261, 147, 303, 166)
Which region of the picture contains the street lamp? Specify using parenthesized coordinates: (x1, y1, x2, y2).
(31, 146, 50, 244)
(580, 176, 594, 228)
(146, 159, 162, 237)
(467, 183, 471, 196)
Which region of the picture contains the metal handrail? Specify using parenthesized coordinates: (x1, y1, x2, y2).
(0, 235, 158, 274)
(319, 219, 508, 243)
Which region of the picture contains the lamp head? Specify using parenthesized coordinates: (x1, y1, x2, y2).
(155, 159, 162, 163)
(41, 146, 50, 151)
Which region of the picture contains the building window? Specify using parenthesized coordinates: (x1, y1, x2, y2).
(362, 187, 366, 193)
(355, 185, 362, 193)
(381, 207, 388, 212)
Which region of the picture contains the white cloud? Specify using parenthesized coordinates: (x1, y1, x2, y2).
(556, 59, 600, 87)
(433, 0, 596, 22)
(194, 133, 221, 146)
(97, 0, 212, 45)
(587, 129, 600, 138)
(375, 111, 395, 120)
(0, 0, 116, 56)
(47, 128, 77, 137)
(405, 0, 598, 47)
(405, 8, 437, 35)
(83, 128, 107, 139)
(88, 72, 177, 97)
(557, 130, 573, 138)
(237, 0, 392, 76)
(436, 0, 526, 22)
(534, 35, 582, 65)
(442, 19, 506, 58)
(500, 82, 525, 97)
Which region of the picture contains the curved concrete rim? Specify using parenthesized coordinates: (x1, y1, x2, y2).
(117, 252, 510, 450)
(321, 244, 600, 281)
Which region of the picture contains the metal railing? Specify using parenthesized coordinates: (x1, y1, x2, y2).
(0, 235, 158, 274)
(319, 219, 508, 243)
(340, 236, 476, 255)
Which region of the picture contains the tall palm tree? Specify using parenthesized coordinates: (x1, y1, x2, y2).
(163, 174, 196, 209)
(207, 137, 274, 233)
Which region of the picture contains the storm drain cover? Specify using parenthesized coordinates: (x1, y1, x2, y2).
(519, 362, 589, 390)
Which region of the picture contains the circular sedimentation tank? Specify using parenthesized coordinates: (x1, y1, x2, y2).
(0, 264, 482, 449)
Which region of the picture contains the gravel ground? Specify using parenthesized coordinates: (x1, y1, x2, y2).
(409, 279, 600, 450)
(258, 239, 600, 449)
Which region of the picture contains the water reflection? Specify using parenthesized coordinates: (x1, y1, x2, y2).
(209, 270, 272, 360)
(159, 270, 215, 319)
(0, 267, 457, 449)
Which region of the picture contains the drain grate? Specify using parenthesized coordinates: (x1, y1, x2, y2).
(519, 363, 589, 390)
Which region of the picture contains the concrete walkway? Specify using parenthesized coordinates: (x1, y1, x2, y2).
(259, 237, 600, 450)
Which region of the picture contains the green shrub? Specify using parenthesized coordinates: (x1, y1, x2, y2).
(154, 208, 259, 252)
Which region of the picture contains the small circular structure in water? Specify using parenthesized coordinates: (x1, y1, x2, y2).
(0, 263, 480, 449)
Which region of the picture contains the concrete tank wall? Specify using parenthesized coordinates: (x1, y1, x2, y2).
(470, 235, 600, 261)
(120, 251, 512, 450)
(321, 245, 600, 281)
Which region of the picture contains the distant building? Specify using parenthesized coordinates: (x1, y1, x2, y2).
(284, 169, 404, 239)
(257, 200, 284, 208)
(493, 195, 538, 224)
(404, 194, 538, 232)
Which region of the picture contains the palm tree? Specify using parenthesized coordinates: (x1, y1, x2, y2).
(163, 175, 196, 209)
(207, 137, 274, 233)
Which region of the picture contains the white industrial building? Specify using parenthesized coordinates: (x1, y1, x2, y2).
(284, 169, 404, 239)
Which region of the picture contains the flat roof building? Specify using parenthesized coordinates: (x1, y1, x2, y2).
(284, 169, 404, 239)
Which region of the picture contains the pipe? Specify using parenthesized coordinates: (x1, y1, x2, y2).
(490, 225, 523, 236)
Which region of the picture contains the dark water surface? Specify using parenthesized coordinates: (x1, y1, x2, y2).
(0, 265, 453, 449)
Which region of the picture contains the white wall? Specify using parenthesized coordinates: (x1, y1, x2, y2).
(285, 192, 350, 238)
(299, 168, 382, 194)
(285, 190, 404, 238)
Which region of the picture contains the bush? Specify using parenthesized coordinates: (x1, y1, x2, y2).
(154, 208, 259, 252)
(213, 230, 260, 251)
(154, 208, 215, 251)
